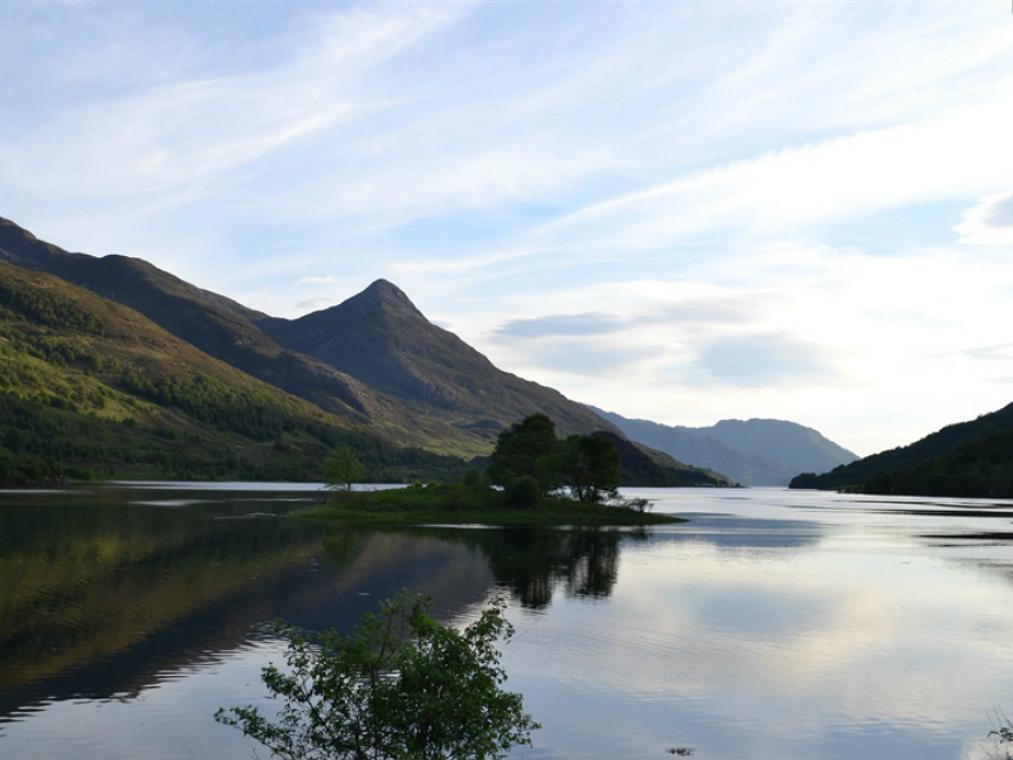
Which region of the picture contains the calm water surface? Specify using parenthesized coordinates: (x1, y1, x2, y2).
(3, 483, 1013, 759)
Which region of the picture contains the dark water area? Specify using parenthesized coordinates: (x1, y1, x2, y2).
(3, 483, 1013, 758)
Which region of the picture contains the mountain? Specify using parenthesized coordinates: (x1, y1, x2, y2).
(258, 279, 614, 437)
(0, 218, 615, 457)
(704, 418, 858, 477)
(790, 402, 1013, 498)
(590, 432, 732, 487)
(591, 407, 857, 486)
(0, 260, 464, 484)
(0, 216, 746, 489)
(0, 219, 383, 420)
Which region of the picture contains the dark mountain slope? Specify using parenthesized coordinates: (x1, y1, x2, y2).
(790, 402, 1013, 497)
(0, 260, 464, 483)
(591, 407, 856, 486)
(259, 279, 617, 438)
(589, 432, 732, 487)
(590, 407, 788, 485)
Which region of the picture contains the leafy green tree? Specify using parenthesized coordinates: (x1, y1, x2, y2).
(504, 474, 541, 509)
(461, 468, 487, 488)
(487, 413, 564, 493)
(0, 449, 15, 485)
(215, 592, 539, 760)
(488, 414, 623, 503)
(324, 446, 365, 491)
(563, 434, 620, 503)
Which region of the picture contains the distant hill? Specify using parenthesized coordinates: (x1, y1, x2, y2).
(590, 432, 732, 487)
(0, 260, 464, 484)
(591, 407, 857, 486)
(0, 217, 616, 458)
(790, 402, 1013, 498)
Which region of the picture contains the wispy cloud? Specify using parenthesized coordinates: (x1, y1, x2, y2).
(954, 193, 1013, 246)
(531, 93, 1013, 254)
(496, 298, 755, 339)
(965, 343, 1013, 362)
(693, 333, 835, 387)
(296, 297, 337, 311)
(297, 275, 340, 285)
(497, 313, 626, 339)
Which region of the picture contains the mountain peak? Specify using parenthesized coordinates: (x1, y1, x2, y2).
(363, 278, 408, 299)
(349, 278, 421, 316)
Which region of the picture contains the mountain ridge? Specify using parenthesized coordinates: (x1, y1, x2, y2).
(591, 406, 857, 486)
(260, 276, 611, 436)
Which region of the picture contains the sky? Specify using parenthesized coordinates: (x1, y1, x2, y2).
(2, 0, 1013, 456)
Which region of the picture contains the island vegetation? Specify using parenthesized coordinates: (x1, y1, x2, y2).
(304, 414, 682, 526)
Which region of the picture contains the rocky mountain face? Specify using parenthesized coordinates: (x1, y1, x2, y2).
(258, 279, 612, 437)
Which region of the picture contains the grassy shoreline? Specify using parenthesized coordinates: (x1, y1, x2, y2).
(296, 484, 684, 527)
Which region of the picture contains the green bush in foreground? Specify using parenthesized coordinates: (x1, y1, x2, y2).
(215, 592, 539, 760)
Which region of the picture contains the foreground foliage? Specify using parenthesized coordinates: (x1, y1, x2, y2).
(215, 593, 539, 760)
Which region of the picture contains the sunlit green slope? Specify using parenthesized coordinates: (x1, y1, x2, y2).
(0, 261, 464, 483)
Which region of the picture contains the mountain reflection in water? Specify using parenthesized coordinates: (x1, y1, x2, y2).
(0, 485, 635, 727)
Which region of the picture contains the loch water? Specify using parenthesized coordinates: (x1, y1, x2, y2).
(3, 483, 1013, 759)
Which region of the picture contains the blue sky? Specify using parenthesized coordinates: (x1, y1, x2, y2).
(3, 0, 1013, 455)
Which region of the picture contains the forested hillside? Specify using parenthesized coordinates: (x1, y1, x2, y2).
(0, 261, 464, 484)
(790, 402, 1013, 497)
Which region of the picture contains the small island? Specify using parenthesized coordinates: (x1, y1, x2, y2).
(299, 482, 683, 526)
(301, 414, 684, 527)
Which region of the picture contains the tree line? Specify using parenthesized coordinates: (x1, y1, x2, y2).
(324, 413, 622, 507)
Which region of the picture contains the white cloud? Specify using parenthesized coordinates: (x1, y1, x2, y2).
(454, 242, 1013, 456)
(533, 90, 1013, 253)
(0, 3, 467, 239)
(955, 193, 1013, 246)
(296, 275, 339, 285)
(295, 297, 337, 310)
